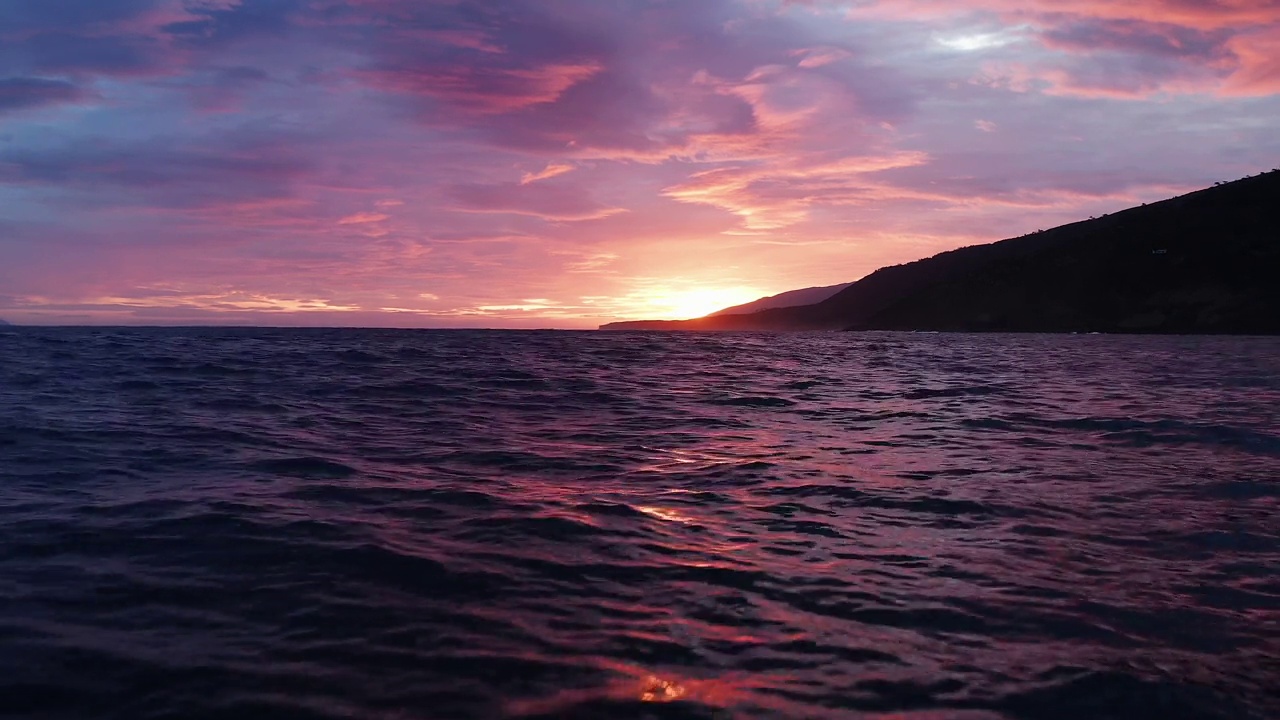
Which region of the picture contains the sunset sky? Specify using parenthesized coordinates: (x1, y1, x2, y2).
(2, 0, 1278, 327)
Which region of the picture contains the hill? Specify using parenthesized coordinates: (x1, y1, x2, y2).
(0, 318, 10, 326)
(600, 172, 1280, 334)
(708, 283, 851, 317)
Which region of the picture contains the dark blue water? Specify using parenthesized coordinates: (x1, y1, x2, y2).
(1, 328, 1278, 720)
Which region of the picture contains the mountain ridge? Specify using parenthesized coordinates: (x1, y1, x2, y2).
(708, 283, 852, 317)
(600, 172, 1280, 334)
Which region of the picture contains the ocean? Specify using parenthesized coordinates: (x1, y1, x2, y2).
(1, 328, 1277, 720)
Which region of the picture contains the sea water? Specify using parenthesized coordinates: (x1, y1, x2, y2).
(1, 328, 1277, 719)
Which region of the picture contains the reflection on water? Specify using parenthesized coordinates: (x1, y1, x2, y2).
(504, 664, 736, 718)
(635, 505, 696, 524)
(0, 328, 1277, 719)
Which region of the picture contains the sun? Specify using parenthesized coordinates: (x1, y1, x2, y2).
(642, 287, 763, 320)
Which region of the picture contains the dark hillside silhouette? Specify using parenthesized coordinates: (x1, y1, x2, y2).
(601, 172, 1280, 334)
(708, 283, 851, 317)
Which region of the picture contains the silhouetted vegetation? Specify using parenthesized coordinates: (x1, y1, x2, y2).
(602, 173, 1280, 334)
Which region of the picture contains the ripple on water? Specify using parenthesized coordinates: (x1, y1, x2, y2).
(248, 457, 358, 479)
(0, 329, 1277, 720)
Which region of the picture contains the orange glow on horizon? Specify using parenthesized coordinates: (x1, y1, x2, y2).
(628, 286, 765, 321)
(3, 0, 1275, 328)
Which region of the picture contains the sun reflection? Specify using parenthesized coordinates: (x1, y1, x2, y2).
(639, 675, 688, 702)
(504, 661, 760, 718)
(635, 505, 694, 524)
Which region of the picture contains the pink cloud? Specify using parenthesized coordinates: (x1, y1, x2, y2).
(521, 163, 575, 184)
(338, 212, 390, 225)
(1, 0, 1277, 327)
(791, 47, 853, 69)
(855, 0, 1280, 30)
(856, 0, 1280, 97)
(664, 151, 931, 230)
(448, 181, 626, 221)
(360, 61, 603, 114)
(1223, 28, 1280, 95)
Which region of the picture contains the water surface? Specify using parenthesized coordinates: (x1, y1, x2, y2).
(1, 329, 1277, 719)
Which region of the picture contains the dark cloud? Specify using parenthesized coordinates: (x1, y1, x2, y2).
(0, 0, 296, 81)
(163, 0, 303, 45)
(0, 134, 314, 208)
(1028, 17, 1245, 96)
(0, 76, 88, 112)
(5, 32, 165, 77)
(1040, 18, 1233, 61)
(0, 0, 160, 31)
(219, 66, 269, 82)
(343, 0, 915, 156)
(1052, 53, 1217, 96)
(0, 0, 173, 79)
(3, 0, 917, 153)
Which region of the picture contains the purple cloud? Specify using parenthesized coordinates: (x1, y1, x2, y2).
(0, 135, 313, 207)
(0, 0, 160, 30)
(1039, 18, 1234, 61)
(0, 0, 1276, 326)
(0, 77, 88, 112)
(448, 180, 626, 221)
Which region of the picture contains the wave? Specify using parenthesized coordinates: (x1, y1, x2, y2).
(0, 328, 1276, 719)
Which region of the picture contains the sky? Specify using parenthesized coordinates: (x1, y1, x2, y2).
(1, 0, 1278, 328)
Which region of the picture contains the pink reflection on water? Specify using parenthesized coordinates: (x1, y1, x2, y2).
(502, 659, 777, 717)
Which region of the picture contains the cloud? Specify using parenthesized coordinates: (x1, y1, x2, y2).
(664, 151, 931, 230)
(1038, 19, 1232, 61)
(338, 212, 390, 225)
(362, 61, 604, 114)
(854, 0, 1280, 97)
(0, 0, 193, 79)
(0, 132, 314, 212)
(854, 0, 1280, 30)
(337, 0, 916, 160)
(791, 47, 853, 68)
(521, 163, 574, 184)
(181, 65, 271, 112)
(0, 0, 162, 31)
(0, 77, 89, 112)
(8, 32, 169, 77)
(0, 0, 1277, 326)
(1223, 28, 1280, 95)
(160, 0, 301, 46)
(448, 181, 626, 221)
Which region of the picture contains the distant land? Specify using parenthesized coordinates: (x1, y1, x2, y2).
(0, 318, 10, 326)
(709, 283, 852, 317)
(601, 172, 1280, 334)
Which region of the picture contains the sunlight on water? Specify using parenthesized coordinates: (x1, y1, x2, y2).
(639, 675, 688, 702)
(0, 328, 1277, 720)
(634, 505, 695, 524)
